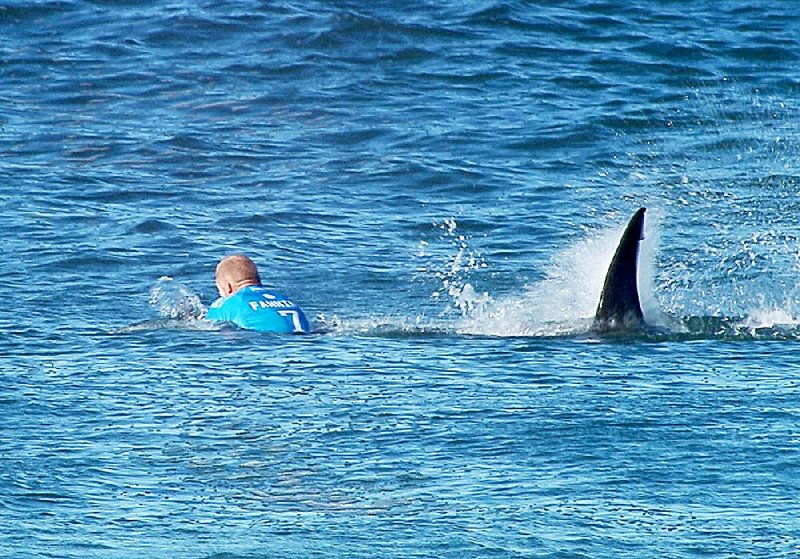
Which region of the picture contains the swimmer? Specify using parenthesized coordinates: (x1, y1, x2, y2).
(205, 254, 311, 333)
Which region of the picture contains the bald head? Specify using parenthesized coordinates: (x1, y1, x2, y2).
(215, 254, 262, 297)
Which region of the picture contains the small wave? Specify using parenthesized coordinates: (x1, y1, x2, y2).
(131, 219, 175, 234)
(0, 2, 74, 23)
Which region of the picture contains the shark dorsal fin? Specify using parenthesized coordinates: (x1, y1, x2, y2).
(594, 208, 646, 332)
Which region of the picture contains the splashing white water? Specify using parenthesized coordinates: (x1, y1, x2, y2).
(455, 211, 666, 337)
(314, 312, 444, 337)
(111, 277, 215, 334)
(317, 218, 490, 337)
(742, 304, 800, 330)
(149, 276, 207, 320)
(416, 217, 489, 311)
(320, 211, 712, 338)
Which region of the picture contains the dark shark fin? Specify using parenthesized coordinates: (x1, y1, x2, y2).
(593, 207, 647, 332)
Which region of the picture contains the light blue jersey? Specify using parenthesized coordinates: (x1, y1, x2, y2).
(206, 285, 310, 333)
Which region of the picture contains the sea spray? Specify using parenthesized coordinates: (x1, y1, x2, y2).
(149, 276, 207, 320)
(456, 211, 668, 337)
(636, 208, 681, 331)
(111, 277, 214, 333)
(416, 217, 489, 315)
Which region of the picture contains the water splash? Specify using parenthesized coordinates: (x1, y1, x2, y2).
(742, 302, 800, 331)
(415, 217, 489, 315)
(321, 219, 491, 337)
(455, 212, 665, 337)
(309, 208, 800, 340)
(112, 277, 215, 334)
(148, 276, 207, 320)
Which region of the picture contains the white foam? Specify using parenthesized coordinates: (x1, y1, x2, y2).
(300, 212, 674, 339)
(742, 306, 799, 329)
(149, 276, 208, 320)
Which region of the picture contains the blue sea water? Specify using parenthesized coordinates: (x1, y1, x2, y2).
(2, 1, 800, 557)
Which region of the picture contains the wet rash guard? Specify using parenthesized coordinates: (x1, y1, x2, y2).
(206, 285, 310, 333)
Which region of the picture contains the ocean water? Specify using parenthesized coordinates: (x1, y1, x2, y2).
(2, 1, 800, 557)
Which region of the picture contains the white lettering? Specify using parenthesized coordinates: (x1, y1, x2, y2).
(278, 310, 305, 333)
(255, 300, 295, 309)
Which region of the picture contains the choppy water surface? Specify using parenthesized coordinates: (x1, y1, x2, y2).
(2, 1, 800, 557)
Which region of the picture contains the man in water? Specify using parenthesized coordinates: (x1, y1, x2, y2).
(205, 254, 311, 333)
